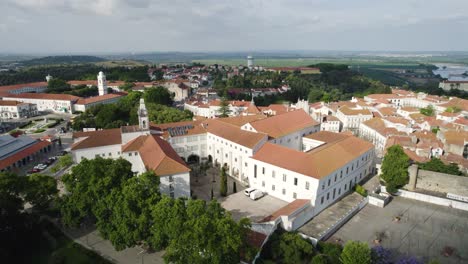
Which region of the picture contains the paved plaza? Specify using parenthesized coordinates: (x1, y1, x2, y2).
(328, 197, 468, 263)
(221, 191, 288, 222)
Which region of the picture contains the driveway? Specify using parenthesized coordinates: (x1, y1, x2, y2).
(221, 191, 288, 222)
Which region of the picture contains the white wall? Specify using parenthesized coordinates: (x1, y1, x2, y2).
(3, 97, 74, 113)
(72, 144, 122, 163)
(247, 158, 320, 203)
(159, 172, 190, 198)
(169, 134, 207, 160)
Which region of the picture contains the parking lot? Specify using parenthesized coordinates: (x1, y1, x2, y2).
(221, 191, 288, 222)
(328, 197, 468, 263)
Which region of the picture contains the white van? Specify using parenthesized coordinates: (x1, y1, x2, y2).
(244, 187, 256, 197)
(250, 190, 264, 200)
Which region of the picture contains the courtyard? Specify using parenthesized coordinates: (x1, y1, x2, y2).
(328, 197, 468, 263)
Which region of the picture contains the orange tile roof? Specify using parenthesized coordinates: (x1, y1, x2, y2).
(75, 92, 126, 105)
(378, 107, 397, 116)
(444, 130, 468, 146)
(440, 98, 468, 112)
(244, 103, 261, 115)
(0, 100, 24, 106)
(338, 106, 373, 116)
(68, 80, 96, 86)
(205, 119, 267, 149)
(260, 104, 290, 115)
(122, 135, 190, 175)
(71, 128, 122, 150)
(4, 93, 80, 101)
(217, 114, 267, 127)
(248, 110, 319, 138)
(0, 140, 51, 170)
(260, 199, 310, 222)
(0, 82, 48, 93)
(252, 132, 373, 179)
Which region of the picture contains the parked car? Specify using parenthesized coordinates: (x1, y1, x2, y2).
(249, 190, 264, 201)
(58, 151, 68, 156)
(244, 187, 256, 197)
(27, 168, 40, 174)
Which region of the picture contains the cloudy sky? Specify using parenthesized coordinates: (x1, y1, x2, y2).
(1, 0, 467, 53)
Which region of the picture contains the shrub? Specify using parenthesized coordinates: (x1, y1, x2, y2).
(355, 184, 368, 197)
(340, 241, 371, 264)
(371, 246, 392, 264)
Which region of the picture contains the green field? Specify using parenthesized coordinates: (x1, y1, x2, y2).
(193, 58, 426, 67)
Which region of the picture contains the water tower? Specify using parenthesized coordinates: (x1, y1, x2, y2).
(247, 55, 254, 69)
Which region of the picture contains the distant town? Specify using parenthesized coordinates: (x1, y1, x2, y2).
(1, 55, 467, 264)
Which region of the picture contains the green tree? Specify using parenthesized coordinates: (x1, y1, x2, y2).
(218, 97, 231, 117)
(340, 241, 371, 264)
(143, 86, 174, 106)
(311, 254, 328, 264)
(278, 233, 315, 264)
(220, 167, 228, 197)
(381, 145, 409, 193)
(420, 105, 435, 116)
(47, 78, 71, 93)
(163, 200, 249, 264)
(418, 158, 462, 176)
(24, 174, 58, 210)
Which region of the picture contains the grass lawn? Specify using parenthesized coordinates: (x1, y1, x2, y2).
(25, 221, 112, 264)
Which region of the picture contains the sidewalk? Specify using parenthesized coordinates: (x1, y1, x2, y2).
(58, 223, 165, 264)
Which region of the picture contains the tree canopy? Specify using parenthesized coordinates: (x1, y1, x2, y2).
(143, 86, 174, 106)
(340, 241, 371, 264)
(381, 145, 410, 193)
(59, 157, 251, 262)
(418, 158, 462, 176)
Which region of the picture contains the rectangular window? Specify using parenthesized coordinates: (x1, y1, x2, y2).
(344, 184, 347, 190)
(108, 153, 112, 156)
(272, 185, 275, 191)
(283, 174, 287, 182)
(262, 167, 265, 174)
(272, 171, 276, 178)
(135, 152, 138, 156)
(254, 165, 257, 178)
(346, 167, 349, 174)
(338, 188, 341, 195)
(322, 184, 325, 190)
(294, 178, 298, 186)
(340, 171, 343, 178)
(282, 189, 286, 195)
(334, 174, 337, 182)
(262, 181, 265, 187)
(328, 179, 331, 186)
(245, 162, 248, 167)
(327, 192, 330, 200)
(321, 197, 324, 204)
(333, 188, 336, 199)
(169, 175, 173, 182)
(293, 192, 297, 199)
(305, 182, 310, 190)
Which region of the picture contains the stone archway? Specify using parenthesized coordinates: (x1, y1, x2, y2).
(187, 154, 200, 164)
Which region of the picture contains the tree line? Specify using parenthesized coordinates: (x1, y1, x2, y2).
(59, 157, 255, 263)
(0, 64, 152, 86)
(71, 89, 193, 131)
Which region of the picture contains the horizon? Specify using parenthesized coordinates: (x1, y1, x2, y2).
(1, 0, 468, 53)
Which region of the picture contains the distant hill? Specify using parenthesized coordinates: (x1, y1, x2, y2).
(21, 55, 106, 66)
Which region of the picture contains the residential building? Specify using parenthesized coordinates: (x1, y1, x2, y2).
(0, 100, 38, 119)
(335, 106, 373, 134)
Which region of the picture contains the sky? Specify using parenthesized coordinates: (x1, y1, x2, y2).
(1, 0, 468, 53)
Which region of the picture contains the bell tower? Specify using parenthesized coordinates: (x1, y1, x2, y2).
(138, 98, 149, 130)
(97, 71, 107, 96)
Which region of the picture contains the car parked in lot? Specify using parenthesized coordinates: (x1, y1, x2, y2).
(27, 168, 40, 174)
(244, 187, 256, 197)
(249, 190, 265, 201)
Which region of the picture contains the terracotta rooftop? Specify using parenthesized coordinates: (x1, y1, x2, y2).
(205, 119, 267, 149)
(252, 132, 374, 179)
(260, 199, 310, 222)
(71, 128, 122, 150)
(121, 135, 190, 175)
(439, 98, 468, 112)
(0, 82, 47, 93)
(443, 130, 468, 146)
(0, 100, 24, 106)
(248, 110, 319, 138)
(0, 140, 51, 170)
(338, 106, 373, 116)
(75, 92, 126, 105)
(3, 93, 80, 101)
(217, 114, 267, 127)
